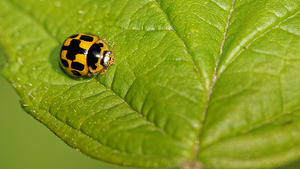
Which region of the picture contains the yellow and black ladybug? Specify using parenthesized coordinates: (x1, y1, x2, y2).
(60, 33, 115, 77)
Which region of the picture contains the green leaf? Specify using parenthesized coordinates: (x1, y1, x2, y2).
(0, 0, 300, 168)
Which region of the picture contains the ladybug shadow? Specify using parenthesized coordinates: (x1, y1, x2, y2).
(49, 45, 93, 80)
(49, 45, 67, 77)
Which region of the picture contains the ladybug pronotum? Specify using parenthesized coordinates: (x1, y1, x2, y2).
(60, 33, 115, 77)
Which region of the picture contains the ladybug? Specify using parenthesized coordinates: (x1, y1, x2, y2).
(60, 33, 115, 77)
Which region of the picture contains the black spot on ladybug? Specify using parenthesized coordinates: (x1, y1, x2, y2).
(71, 70, 81, 76)
(61, 39, 85, 61)
(100, 57, 104, 66)
(87, 43, 104, 70)
(80, 35, 94, 42)
(70, 34, 79, 38)
(61, 59, 69, 67)
(71, 62, 85, 71)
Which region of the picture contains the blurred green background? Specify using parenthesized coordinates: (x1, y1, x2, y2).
(0, 74, 135, 169)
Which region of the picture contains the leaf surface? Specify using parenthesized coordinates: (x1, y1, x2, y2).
(0, 0, 300, 168)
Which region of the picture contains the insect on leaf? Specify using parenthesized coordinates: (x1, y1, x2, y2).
(1, 0, 300, 169)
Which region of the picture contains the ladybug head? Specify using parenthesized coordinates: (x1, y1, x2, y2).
(103, 50, 115, 67)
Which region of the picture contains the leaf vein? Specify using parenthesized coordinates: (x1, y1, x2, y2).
(93, 79, 168, 135)
(78, 102, 124, 130)
(218, 9, 300, 75)
(42, 104, 163, 158)
(201, 107, 300, 153)
(151, 0, 204, 85)
(209, 0, 227, 11)
(191, 11, 222, 32)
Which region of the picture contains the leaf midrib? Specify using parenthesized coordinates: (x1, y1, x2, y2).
(194, 0, 236, 162)
(150, 0, 216, 162)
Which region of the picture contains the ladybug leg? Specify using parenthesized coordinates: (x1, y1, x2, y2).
(111, 49, 115, 56)
(100, 68, 107, 76)
(110, 54, 115, 64)
(110, 47, 115, 64)
(90, 70, 100, 75)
